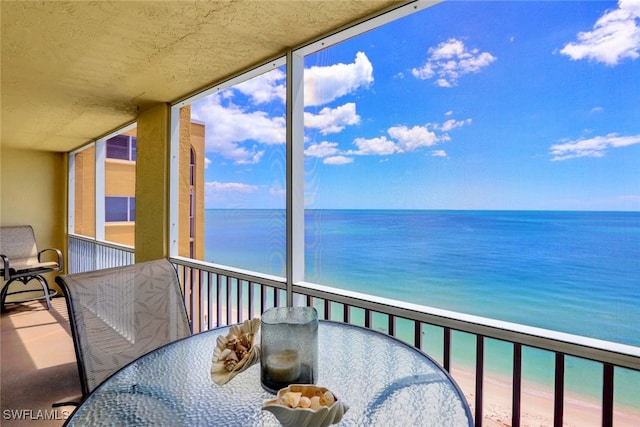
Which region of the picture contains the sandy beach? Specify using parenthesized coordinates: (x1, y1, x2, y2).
(450, 367, 640, 426)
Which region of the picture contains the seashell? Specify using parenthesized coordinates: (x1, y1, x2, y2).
(262, 385, 349, 427)
(298, 396, 311, 409)
(309, 396, 322, 410)
(239, 333, 253, 348)
(211, 318, 261, 385)
(217, 348, 233, 361)
(319, 390, 336, 407)
(278, 391, 302, 408)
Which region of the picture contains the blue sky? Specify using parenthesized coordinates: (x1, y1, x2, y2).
(192, 0, 640, 211)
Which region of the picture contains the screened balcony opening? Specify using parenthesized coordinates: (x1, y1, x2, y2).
(59, 1, 639, 426)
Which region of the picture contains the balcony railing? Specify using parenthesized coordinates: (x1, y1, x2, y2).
(63, 245, 639, 426)
(67, 234, 134, 274)
(170, 256, 640, 427)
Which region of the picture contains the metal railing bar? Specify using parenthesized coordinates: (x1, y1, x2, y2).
(236, 279, 243, 323)
(248, 282, 255, 320)
(191, 268, 198, 332)
(216, 274, 223, 328)
(226, 276, 233, 325)
(197, 269, 204, 333)
(444, 327, 452, 372)
(179, 267, 188, 324)
(475, 335, 485, 427)
(207, 272, 214, 330)
(602, 363, 614, 427)
(274, 287, 281, 308)
(512, 343, 522, 427)
(554, 353, 564, 427)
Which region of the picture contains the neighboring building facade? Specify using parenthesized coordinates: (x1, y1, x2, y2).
(178, 105, 205, 260)
(73, 111, 204, 259)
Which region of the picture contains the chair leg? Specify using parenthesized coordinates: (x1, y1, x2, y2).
(0, 276, 55, 311)
(35, 275, 52, 310)
(0, 280, 12, 313)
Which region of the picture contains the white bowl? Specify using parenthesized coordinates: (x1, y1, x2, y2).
(262, 385, 349, 427)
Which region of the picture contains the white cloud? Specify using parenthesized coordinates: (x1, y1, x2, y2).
(351, 136, 399, 155)
(439, 118, 473, 132)
(349, 122, 452, 155)
(304, 51, 374, 106)
(312, 116, 470, 164)
(305, 141, 340, 158)
(324, 155, 353, 165)
(388, 125, 440, 151)
(204, 157, 211, 169)
(560, 0, 640, 65)
(234, 68, 286, 104)
(192, 93, 285, 164)
(412, 38, 496, 87)
(549, 133, 640, 161)
(304, 103, 360, 135)
(205, 181, 258, 193)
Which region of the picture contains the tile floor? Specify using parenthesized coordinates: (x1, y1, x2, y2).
(1, 297, 81, 426)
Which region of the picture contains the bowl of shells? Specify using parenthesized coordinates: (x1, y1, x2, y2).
(262, 384, 349, 427)
(211, 318, 261, 385)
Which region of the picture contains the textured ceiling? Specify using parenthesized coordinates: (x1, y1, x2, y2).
(1, 0, 408, 152)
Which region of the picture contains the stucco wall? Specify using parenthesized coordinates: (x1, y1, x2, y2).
(1, 147, 67, 295)
(134, 103, 170, 262)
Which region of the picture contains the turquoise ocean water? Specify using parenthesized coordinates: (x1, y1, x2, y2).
(205, 209, 640, 407)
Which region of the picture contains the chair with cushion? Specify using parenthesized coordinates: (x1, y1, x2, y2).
(55, 258, 192, 398)
(1, 225, 63, 312)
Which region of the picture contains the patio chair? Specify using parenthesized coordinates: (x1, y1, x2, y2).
(55, 259, 192, 398)
(0, 225, 63, 312)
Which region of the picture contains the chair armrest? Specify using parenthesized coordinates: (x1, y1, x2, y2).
(0, 254, 10, 280)
(38, 248, 64, 272)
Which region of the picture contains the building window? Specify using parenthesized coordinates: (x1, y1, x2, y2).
(190, 148, 196, 186)
(106, 134, 136, 161)
(129, 197, 136, 222)
(106, 197, 135, 222)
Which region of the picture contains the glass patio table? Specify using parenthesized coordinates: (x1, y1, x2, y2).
(65, 321, 473, 426)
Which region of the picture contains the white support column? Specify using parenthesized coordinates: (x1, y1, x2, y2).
(287, 50, 305, 307)
(68, 152, 76, 235)
(169, 104, 181, 258)
(95, 138, 106, 242)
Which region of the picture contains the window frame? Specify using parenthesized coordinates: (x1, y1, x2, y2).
(167, 1, 436, 297)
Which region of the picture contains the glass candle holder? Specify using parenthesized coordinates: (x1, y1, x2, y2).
(260, 306, 318, 393)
